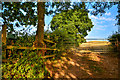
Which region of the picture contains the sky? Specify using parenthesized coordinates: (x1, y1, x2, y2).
(0, 2, 118, 40)
(85, 4, 118, 40)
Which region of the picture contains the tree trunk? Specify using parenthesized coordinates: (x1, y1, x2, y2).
(2, 24, 7, 59)
(2, 24, 7, 45)
(33, 2, 45, 56)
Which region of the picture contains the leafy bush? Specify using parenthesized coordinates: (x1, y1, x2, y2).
(2, 50, 49, 79)
(3, 32, 53, 79)
(52, 29, 74, 51)
(108, 32, 120, 52)
(48, 29, 85, 51)
(7, 33, 35, 47)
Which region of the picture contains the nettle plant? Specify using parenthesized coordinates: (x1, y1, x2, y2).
(2, 50, 49, 78)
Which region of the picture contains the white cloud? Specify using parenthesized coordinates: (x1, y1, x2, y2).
(85, 35, 102, 39)
(44, 24, 52, 32)
(44, 25, 48, 31)
(88, 9, 94, 11)
(95, 27, 105, 31)
(96, 25, 108, 28)
(99, 17, 115, 21)
(92, 24, 108, 31)
(105, 12, 111, 16)
(90, 15, 98, 19)
(112, 24, 115, 26)
(95, 21, 105, 24)
(26, 26, 37, 34)
(90, 15, 115, 21)
(31, 27, 37, 32)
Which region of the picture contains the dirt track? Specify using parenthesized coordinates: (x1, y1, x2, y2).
(45, 41, 119, 79)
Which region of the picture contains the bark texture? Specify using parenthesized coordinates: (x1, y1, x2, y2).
(2, 24, 7, 45)
(34, 2, 45, 47)
(33, 2, 45, 56)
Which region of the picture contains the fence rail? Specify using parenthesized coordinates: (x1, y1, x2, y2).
(6, 46, 58, 50)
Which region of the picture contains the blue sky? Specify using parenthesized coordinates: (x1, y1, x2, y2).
(85, 5, 118, 40)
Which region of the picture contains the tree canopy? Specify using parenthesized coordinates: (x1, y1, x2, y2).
(2, 2, 37, 32)
(51, 9, 93, 37)
(50, 9, 93, 47)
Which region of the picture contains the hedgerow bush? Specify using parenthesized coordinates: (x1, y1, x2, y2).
(108, 32, 120, 52)
(48, 29, 76, 51)
(47, 29, 86, 51)
(7, 33, 35, 47)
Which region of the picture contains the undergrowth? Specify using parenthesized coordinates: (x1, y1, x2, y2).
(2, 50, 50, 79)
